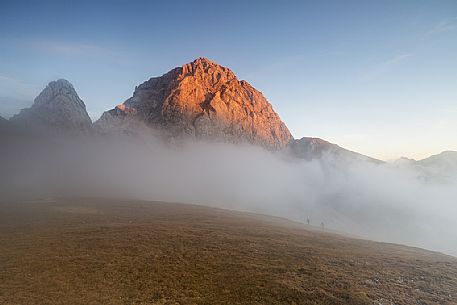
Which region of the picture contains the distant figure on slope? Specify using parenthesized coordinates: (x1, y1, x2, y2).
(306, 217, 310, 225)
(321, 222, 325, 230)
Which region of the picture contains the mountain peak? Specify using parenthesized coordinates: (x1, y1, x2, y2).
(191, 57, 217, 65)
(52, 78, 73, 87)
(187, 57, 224, 69)
(11, 79, 92, 135)
(34, 79, 81, 108)
(177, 57, 237, 85)
(97, 58, 292, 149)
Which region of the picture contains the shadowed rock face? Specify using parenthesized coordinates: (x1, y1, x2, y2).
(288, 138, 337, 160)
(11, 79, 92, 135)
(97, 58, 293, 149)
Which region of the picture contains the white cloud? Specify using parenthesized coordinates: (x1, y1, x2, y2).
(3, 137, 457, 256)
(361, 53, 414, 81)
(428, 17, 457, 35)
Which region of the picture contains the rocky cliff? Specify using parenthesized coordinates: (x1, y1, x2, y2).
(11, 79, 92, 135)
(97, 58, 292, 149)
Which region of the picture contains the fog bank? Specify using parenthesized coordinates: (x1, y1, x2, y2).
(1, 135, 457, 256)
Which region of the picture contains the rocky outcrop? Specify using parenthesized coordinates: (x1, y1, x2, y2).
(11, 79, 92, 135)
(97, 58, 292, 149)
(288, 137, 383, 163)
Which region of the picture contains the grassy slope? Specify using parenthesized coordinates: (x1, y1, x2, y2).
(0, 199, 456, 305)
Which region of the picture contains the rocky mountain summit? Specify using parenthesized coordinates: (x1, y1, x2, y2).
(11, 79, 92, 135)
(97, 58, 292, 149)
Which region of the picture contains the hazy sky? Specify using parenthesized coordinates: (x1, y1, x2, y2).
(0, 0, 456, 160)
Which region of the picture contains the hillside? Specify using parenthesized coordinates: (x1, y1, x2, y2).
(1, 198, 456, 305)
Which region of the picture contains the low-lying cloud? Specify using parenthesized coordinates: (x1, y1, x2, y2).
(1, 134, 457, 256)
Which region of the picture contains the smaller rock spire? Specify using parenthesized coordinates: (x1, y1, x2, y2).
(11, 79, 92, 135)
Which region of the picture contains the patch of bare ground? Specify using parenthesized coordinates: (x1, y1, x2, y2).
(0, 199, 456, 305)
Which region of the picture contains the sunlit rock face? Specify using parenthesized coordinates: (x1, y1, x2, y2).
(97, 58, 293, 149)
(11, 79, 92, 135)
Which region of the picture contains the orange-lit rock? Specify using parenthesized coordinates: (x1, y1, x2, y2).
(97, 58, 292, 149)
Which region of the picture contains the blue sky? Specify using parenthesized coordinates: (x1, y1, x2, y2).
(0, 0, 456, 160)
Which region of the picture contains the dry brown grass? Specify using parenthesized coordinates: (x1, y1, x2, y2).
(0, 198, 456, 305)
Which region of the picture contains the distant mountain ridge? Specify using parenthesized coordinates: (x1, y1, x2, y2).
(9, 57, 453, 164)
(414, 151, 457, 182)
(288, 137, 383, 163)
(417, 150, 457, 165)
